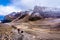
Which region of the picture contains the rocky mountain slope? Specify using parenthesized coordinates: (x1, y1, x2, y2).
(2, 6, 60, 23)
(0, 6, 60, 40)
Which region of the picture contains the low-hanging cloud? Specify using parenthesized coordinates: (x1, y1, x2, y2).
(0, 5, 21, 15)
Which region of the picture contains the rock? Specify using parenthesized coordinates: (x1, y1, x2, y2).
(33, 6, 60, 18)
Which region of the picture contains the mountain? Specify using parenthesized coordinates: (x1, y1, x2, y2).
(33, 6, 60, 18)
(2, 6, 60, 23)
(1, 12, 17, 23)
(0, 6, 60, 40)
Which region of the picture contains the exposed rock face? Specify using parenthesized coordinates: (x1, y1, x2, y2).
(2, 6, 60, 23)
(33, 6, 60, 18)
(0, 23, 25, 40)
(1, 12, 17, 23)
(1, 11, 31, 23)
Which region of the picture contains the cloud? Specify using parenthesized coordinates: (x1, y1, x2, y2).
(11, 0, 60, 9)
(11, 0, 42, 10)
(0, 5, 21, 15)
(0, 0, 60, 15)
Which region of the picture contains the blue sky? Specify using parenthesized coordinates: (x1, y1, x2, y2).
(0, 0, 11, 6)
(0, 0, 60, 15)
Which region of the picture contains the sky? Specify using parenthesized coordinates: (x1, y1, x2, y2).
(0, 0, 60, 15)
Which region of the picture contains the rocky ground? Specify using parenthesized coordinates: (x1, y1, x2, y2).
(0, 18, 60, 40)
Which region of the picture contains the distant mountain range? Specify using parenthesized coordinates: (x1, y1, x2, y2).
(1, 6, 60, 23)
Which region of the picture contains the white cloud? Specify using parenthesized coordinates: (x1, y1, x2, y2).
(11, 0, 60, 9)
(0, 0, 60, 15)
(10, 0, 47, 9)
(11, 0, 42, 10)
(0, 5, 21, 15)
